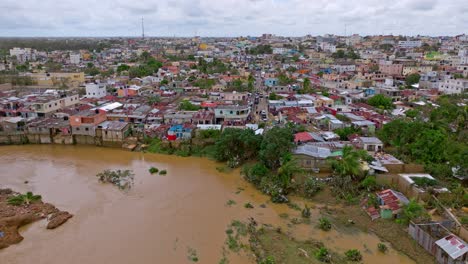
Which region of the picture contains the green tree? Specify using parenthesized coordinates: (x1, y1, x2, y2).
(405, 73, 421, 87)
(179, 100, 201, 111)
(367, 94, 394, 110)
(268, 92, 282, 100)
(214, 128, 262, 167)
(329, 146, 369, 179)
(334, 126, 361, 140)
(259, 127, 295, 170)
(117, 64, 130, 73)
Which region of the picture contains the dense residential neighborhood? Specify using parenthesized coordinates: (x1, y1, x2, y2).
(0, 34, 467, 263)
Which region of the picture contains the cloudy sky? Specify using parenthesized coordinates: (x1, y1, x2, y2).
(0, 0, 466, 37)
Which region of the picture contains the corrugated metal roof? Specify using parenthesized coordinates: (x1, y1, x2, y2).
(435, 235, 468, 260)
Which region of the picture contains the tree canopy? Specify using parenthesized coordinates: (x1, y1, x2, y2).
(367, 94, 394, 110)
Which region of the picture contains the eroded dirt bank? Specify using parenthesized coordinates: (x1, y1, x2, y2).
(0, 188, 72, 249)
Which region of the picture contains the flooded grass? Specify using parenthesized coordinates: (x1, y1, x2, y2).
(313, 188, 434, 264)
(251, 226, 348, 264)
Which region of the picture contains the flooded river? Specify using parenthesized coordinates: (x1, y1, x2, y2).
(0, 145, 415, 264)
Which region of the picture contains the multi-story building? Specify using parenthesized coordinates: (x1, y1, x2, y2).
(85, 83, 107, 98)
(379, 61, 403, 76)
(438, 78, 468, 94)
(70, 53, 81, 64)
(402, 66, 433, 76)
(9, 47, 36, 63)
(398, 40, 422, 49)
(70, 109, 107, 136)
(214, 105, 250, 124)
(30, 94, 80, 117)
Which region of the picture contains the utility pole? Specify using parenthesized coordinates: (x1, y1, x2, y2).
(142, 17, 145, 39)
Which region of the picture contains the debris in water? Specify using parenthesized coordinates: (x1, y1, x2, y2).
(96, 170, 134, 191)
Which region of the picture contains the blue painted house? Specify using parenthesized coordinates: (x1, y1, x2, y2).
(265, 78, 278, 87)
(167, 124, 193, 141)
(364, 88, 376, 97)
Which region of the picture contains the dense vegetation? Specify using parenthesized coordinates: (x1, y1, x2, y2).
(0, 38, 111, 52)
(367, 94, 394, 110)
(377, 95, 467, 180)
(247, 45, 273, 55)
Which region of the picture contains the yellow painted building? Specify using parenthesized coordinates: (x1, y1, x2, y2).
(27, 72, 85, 87)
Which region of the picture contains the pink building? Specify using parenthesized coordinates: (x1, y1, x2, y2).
(379, 63, 403, 76)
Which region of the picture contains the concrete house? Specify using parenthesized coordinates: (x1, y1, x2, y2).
(96, 121, 131, 144)
(352, 136, 383, 153)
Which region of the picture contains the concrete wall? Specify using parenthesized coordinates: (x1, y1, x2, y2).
(0, 133, 29, 144)
(73, 135, 98, 145)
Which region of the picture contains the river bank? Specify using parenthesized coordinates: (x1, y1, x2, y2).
(0, 188, 72, 249)
(0, 145, 419, 263)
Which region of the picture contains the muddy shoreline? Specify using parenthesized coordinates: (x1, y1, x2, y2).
(0, 188, 72, 249)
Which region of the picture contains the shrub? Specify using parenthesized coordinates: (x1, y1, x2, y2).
(244, 202, 254, 209)
(302, 205, 311, 218)
(378, 243, 388, 253)
(360, 176, 377, 191)
(226, 200, 236, 206)
(345, 249, 362, 261)
(304, 177, 324, 198)
(7, 192, 42, 206)
(318, 217, 332, 231)
(401, 199, 429, 224)
(410, 177, 438, 188)
(259, 256, 276, 264)
(315, 247, 330, 262)
(149, 167, 159, 174)
(159, 170, 167, 175)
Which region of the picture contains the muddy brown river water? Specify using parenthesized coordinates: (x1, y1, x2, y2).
(0, 145, 415, 264)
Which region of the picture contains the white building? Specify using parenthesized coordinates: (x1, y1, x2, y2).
(346, 34, 362, 46)
(438, 78, 468, 94)
(319, 42, 336, 53)
(398, 40, 422, 49)
(85, 83, 107, 98)
(331, 64, 356, 73)
(460, 57, 468, 65)
(9, 47, 36, 63)
(70, 53, 81, 65)
(273, 48, 288, 55)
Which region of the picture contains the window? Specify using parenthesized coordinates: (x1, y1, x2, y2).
(85, 127, 89, 131)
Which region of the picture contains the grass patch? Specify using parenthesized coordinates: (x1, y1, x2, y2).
(251, 226, 346, 264)
(159, 170, 167, 175)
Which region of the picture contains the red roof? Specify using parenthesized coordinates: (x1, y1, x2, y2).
(201, 102, 218, 108)
(294, 132, 313, 143)
(377, 189, 404, 211)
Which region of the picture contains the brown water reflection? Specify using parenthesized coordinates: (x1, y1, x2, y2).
(0, 145, 414, 264)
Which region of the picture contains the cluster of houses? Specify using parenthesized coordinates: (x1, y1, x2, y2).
(1, 34, 468, 263)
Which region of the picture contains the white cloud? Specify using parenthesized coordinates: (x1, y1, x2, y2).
(0, 0, 466, 36)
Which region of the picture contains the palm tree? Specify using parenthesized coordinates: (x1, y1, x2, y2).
(277, 158, 304, 189)
(7, 192, 42, 206)
(329, 146, 368, 179)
